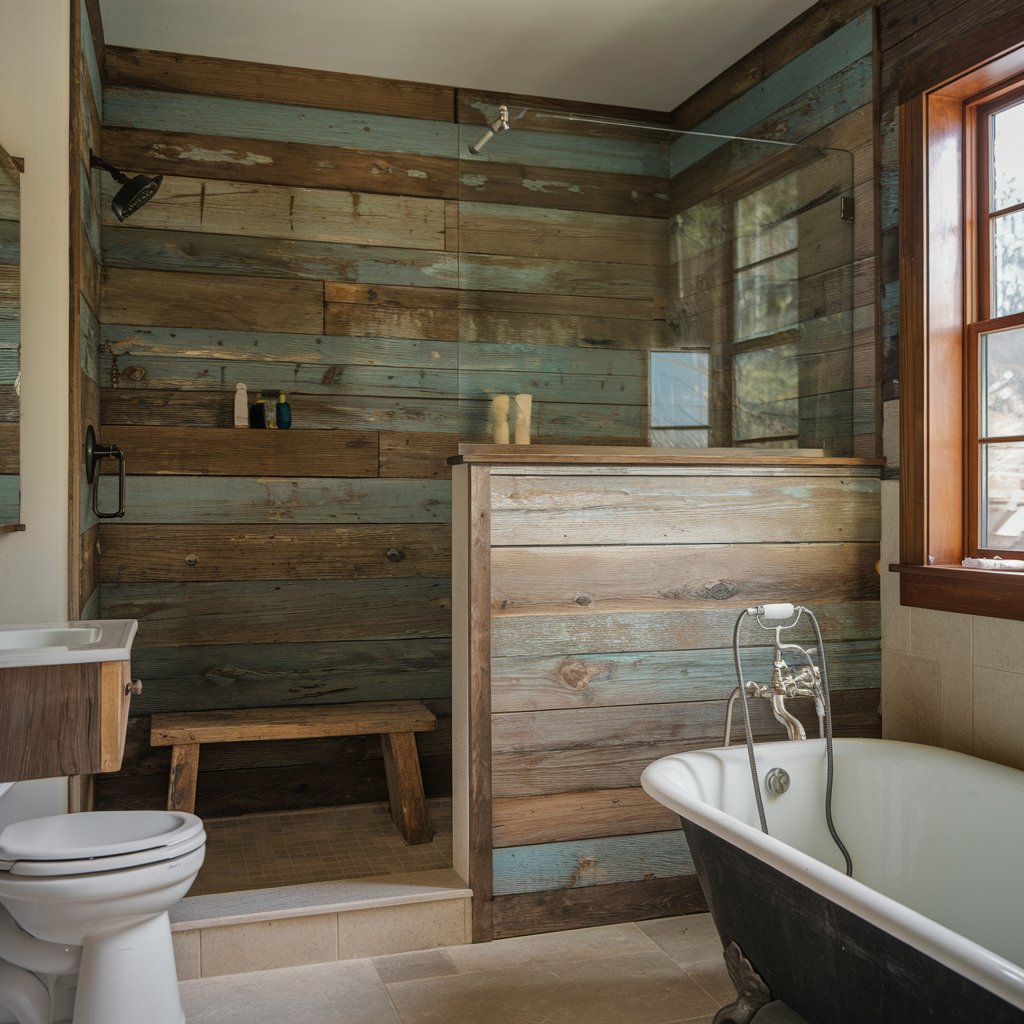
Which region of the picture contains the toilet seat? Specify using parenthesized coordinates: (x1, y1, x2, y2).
(0, 811, 205, 876)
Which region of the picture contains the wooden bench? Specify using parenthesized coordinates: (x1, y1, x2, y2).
(149, 701, 438, 845)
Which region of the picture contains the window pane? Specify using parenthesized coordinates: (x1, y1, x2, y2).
(735, 176, 798, 267)
(650, 428, 709, 448)
(982, 325, 1024, 437)
(993, 210, 1024, 317)
(734, 253, 798, 342)
(733, 344, 798, 441)
(982, 442, 1024, 550)
(991, 101, 1024, 211)
(649, 351, 709, 429)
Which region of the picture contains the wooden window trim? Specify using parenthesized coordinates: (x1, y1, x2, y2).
(897, 42, 1024, 620)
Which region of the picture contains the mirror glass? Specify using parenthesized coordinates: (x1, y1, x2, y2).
(0, 143, 20, 527)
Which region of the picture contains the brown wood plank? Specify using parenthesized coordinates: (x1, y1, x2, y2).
(459, 289, 657, 322)
(167, 743, 199, 812)
(105, 47, 456, 121)
(101, 126, 459, 200)
(103, 267, 325, 333)
(491, 542, 879, 613)
(324, 282, 458, 310)
(98, 524, 451, 583)
(0, 424, 17, 474)
(96, 426, 377, 478)
(491, 876, 707, 939)
(454, 444, 883, 466)
(80, 523, 100, 604)
(150, 700, 438, 746)
(379, 432, 457, 479)
(460, 307, 666, 350)
(324, 303, 458, 342)
(381, 731, 433, 844)
(492, 788, 680, 848)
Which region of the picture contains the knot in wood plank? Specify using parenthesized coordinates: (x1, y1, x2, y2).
(557, 658, 599, 691)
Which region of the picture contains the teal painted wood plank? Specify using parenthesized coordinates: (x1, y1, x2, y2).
(459, 341, 645, 378)
(127, 637, 452, 716)
(491, 601, 880, 658)
(80, 0, 102, 120)
(535, 401, 646, 444)
(102, 325, 458, 370)
(0, 301, 18, 361)
(461, 119, 668, 177)
(492, 831, 694, 895)
(80, 295, 99, 381)
(491, 639, 881, 713)
(104, 87, 459, 159)
(671, 12, 872, 174)
(102, 577, 452, 646)
(458, 369, 642, 406)
(102, 352, 458, 399)
(79, 162, 101, 257)
(0, 221, 18, 265)
(102, 225, 458, 289)
(98, 475, 451, 525)
(0, 474, 18, 524)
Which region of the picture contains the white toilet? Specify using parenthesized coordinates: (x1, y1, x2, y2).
(0, 808, 206, 1024)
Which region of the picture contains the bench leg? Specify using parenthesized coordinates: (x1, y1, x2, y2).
(167, 743, 200, 814)
(380, 732, 433, 845)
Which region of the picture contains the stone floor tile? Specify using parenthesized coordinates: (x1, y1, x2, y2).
(444, 921, 659, 974)
(385, 949, 718, 1024)
(636, 913, 724, 969)
(179, 958, 400, 1024)
(373, 948, 459, 984)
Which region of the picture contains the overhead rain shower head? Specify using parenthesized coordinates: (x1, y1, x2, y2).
(468, 105, 511, 154)
(89, 152, 163, 222)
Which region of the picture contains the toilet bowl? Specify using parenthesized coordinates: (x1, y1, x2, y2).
(0, 810, 205, 1024)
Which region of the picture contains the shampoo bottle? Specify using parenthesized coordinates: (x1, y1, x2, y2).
(276, 392, 292, 429)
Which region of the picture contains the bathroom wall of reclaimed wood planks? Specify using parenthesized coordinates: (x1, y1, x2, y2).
(89, 42, 673, 812)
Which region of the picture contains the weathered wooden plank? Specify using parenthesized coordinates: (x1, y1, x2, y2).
(101, 324, 457, 370)
(104, 47, 456, 121)
(491, 688, 882, 796)
(459, 341, 646, 379)
(379, 431, 457, 479)
(127, 637, 452, 716)
(80, 522, 99, 606)
(0, 475, 18, 526)
(97, 475, 450, 525)
(491, 601, 880, 658)
(102, 388, 463, 434)
(102, 578, 451, 646)
(489, 474, 879, 546)
(458, 369, 644, 407)
(531, 403, 647, 447)
(102, 226, 459, 290)
(101, 126, 459, 200)
(458, 202, 668, 267)
(492, 831, 693, 895)
(105, 86, 459, 158)
(100, 174, 448, 251)
(98, 523, 451, 582)
(492, 788, 680, 848)
(491, 542, 878, 613)
(460, 309, 667, 350)
(102, 268, 324, 333)
(324, 303, 458, 342)
(458, 288, 657, 322)
(0, 423, 17, 473)
(492, 639, 880, 713)
(459, 162, 668, 219)
(491, 876, 707, 938)
(323, 282, 458, 310)
(97, 426, 377, 477)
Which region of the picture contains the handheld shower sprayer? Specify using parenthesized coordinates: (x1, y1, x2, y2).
(89, 152, 163, 222)
(468, 105, 511, 154)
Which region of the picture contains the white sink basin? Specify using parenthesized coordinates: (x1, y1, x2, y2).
(0, 620, 137, 668)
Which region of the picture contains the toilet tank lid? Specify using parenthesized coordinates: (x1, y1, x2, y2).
(0, 810, 203, 862)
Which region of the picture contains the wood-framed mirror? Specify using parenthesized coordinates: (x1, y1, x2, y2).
(0, 142, 22, 530)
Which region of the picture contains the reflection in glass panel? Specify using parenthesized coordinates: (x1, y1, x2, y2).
(994, 209, 1024, 318)
(735, 254, 798, 342)
(983, 442, 1024, 550)
(992, 101, 1024, 211)
(650, 428, 710, 447)
(982, 326, 1024, 438)
(649, 351, 709, 428)
(735, 175, 798, 267)
(733, 344, 798, 441)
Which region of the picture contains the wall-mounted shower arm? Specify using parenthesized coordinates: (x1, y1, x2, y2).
(468, 105, 510, 154)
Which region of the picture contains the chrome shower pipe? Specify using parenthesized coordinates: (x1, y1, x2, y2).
(468, 105, 510, 154)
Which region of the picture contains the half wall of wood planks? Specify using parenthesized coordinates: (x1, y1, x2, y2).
(453, 452, 881, 939)
(91, 48, 671, 814)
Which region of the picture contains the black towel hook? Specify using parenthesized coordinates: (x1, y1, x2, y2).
(85, 425, 126, 518)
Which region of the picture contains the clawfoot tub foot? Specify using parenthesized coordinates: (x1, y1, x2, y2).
(713, 941, 773, 1024)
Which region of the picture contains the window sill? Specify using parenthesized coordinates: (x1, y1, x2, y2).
(889, 563, 1024, 620)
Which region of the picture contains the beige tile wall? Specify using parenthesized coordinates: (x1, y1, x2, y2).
(881, 479, 1024, 768)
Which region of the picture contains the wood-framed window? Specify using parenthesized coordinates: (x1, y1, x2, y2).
(898, 41, 1024, 619)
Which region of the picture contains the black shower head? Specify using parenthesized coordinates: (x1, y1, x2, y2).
(89, 152, 162, 221)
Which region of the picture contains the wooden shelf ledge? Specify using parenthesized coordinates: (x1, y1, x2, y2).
(890, 562, 1024, 621)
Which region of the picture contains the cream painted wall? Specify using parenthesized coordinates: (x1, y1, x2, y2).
(0, 0, 72, 823)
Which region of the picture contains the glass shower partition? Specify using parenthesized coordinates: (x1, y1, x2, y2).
(455, 102, 858, 454)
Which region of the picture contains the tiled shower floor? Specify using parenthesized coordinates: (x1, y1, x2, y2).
(191, 798, 454, 896)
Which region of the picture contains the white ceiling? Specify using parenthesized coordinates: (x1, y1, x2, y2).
(98, 0, 818, 113)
